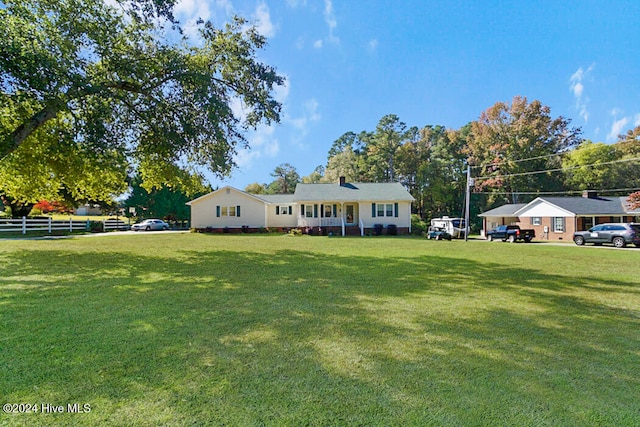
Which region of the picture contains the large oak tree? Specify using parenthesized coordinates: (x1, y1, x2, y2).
(1, 0, 284, 212)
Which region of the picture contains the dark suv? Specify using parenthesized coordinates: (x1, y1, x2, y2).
(573, 223, 640, 248)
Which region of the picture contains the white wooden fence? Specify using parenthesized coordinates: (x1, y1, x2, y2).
(0, 217, 130, 235)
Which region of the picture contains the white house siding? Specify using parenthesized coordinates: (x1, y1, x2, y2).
(188, 181, 415, 233)
(360, 201, 412, 229)
(189, 187, 267, 229)
(266, 204, 298, 228)
(517, 201, 573, 218)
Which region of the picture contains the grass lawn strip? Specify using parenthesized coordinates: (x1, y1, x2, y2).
(0, 235, 638, 426)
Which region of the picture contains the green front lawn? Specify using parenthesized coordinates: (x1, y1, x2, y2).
(0, 235, 638, 426)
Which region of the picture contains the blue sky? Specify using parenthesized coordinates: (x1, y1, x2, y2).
(174, 0, 640, 189)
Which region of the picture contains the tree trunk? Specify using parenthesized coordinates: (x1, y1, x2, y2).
(0, 194, 34, 218)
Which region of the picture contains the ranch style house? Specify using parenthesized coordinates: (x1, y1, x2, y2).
(479, 191, 640, 241)
(187, 177, 415, 236)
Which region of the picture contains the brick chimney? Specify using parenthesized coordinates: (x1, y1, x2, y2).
(582, 190, 597, 199)
(339, 176, 346, 186)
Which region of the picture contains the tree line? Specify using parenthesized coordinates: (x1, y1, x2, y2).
(248, 97, 640, 225)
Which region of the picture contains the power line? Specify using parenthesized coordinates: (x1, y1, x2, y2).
(474, 156, 640, 181)
(471, 151, 567, 170)
(472, 187, 640, 196)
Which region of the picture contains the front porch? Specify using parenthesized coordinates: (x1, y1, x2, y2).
(297, 216, 364, 236)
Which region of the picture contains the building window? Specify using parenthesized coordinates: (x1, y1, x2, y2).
(375, 203, 395, 217)
(217, 205, 240, 217)
(276, 206, 291, 215)
(553, 217, 565, 232)
(531, 217, 541, 226)
(305, 204, 314, 218)
(386, 204, 393, 217)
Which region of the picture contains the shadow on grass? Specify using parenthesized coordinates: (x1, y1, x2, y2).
(0, 247, 638, 426)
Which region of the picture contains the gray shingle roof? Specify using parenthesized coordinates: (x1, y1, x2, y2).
(293, 182, 415, 202)
(479, 204, 527, 217)
(256, 194, 296, 204)
(533, 196, 633, 215)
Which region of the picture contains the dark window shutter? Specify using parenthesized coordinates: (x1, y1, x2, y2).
(372, 203, 376, 217)
(288, 206, 292, 215)
(333, 204, 337, 217)
(216, 206, 220, 217)
(301, 205, 305, 216)
(320, 204, 324, 218)
(314, 204, 318, 218)
(276, 206, 280, 215)
(394, 203, 399, 218)
(237, 206, 241, 217)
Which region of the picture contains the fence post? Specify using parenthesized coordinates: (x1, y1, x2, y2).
(49, 217, 52, 234)
(22, 216, 26, 234)
(69, 218, 73, 232)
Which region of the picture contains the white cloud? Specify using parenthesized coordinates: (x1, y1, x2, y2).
(571, 81, 583, 98)
(608, 116, 629, 142)
(273, 76, 290, 104)
(323, 0, 339, 44)
(286, 0, 307, 7)
(569, 64, 594, 122)
(174, 0, 212, 40)
(634, 113, 640, 127)
(253, 2, 276, 38)
(263, 139, 280, 157)
(368, 39, 379, 52)
(251, 124, 279, 158)
(610, 107, 622, 116)
(235, 123, 280, 168)
(285, 98, 321, 146)
(231, 73, 290, 168)
(235, 147, 261, 168)
(313, 39, 323, 49)
(215, 0, 234, 16)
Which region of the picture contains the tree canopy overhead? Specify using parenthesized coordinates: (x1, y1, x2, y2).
(0, 0, 285, 184)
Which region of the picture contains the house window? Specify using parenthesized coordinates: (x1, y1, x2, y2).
(531, 217, 541, 226)
(375, 203, 395, 217)
(553, 217, 565, 232)
(217, 205, 240, 217)
(305, 204, 314, 218)
(276, 206, 291, 215)
(324, 205, 333, 218)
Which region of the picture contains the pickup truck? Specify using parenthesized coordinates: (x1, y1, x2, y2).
(486, 225, 535, 243)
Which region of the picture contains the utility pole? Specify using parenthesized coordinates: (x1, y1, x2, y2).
(464, 164, 472, 242)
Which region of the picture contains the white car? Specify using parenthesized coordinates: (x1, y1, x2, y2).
(131, 219, 169, 231)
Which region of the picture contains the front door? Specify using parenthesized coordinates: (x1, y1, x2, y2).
(345, 204, 356, 224)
